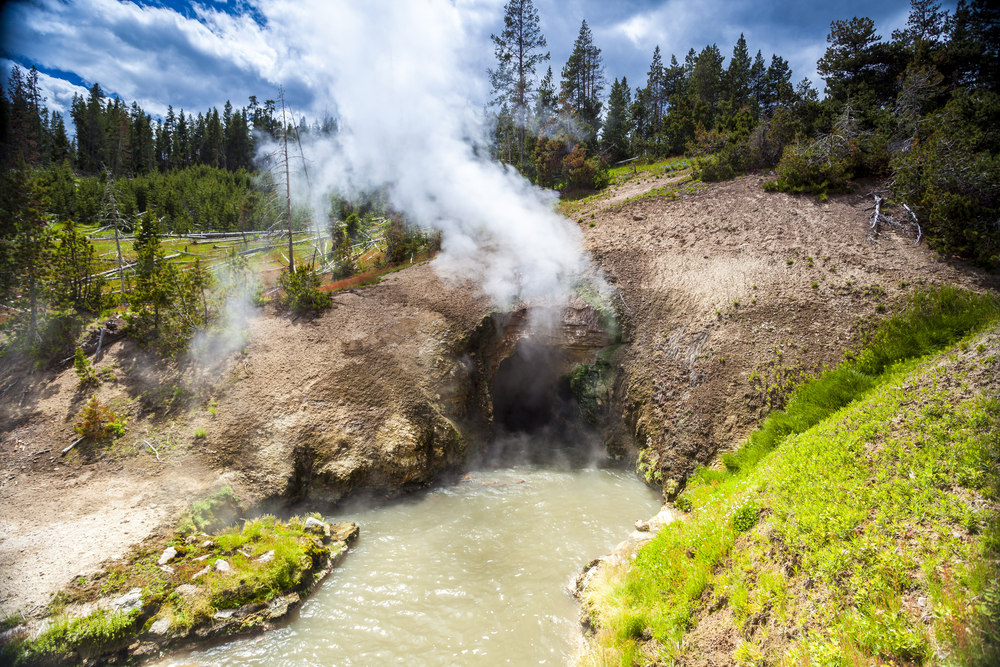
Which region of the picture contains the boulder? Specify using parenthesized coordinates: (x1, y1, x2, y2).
(157, 546, 178, 566)
(147, 617, 171, 636)
(213, 559, 232, 574)
(304, 517, 327, 535)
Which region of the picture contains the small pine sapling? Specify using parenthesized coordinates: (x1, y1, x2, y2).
(74, 347, 99, 387)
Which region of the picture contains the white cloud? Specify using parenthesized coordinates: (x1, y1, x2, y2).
(0, 59, 90, 119)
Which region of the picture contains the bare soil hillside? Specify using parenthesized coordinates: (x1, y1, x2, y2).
(575, 174, 996, 491)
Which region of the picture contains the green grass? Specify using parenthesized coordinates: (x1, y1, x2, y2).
(717, 285, 998, 477)
(579, 286, 1000, 665)
(1, 495, 349, 665)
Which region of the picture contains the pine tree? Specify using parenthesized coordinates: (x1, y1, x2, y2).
(749, 50, 767, 117)
(687, 44, 725, 127)
(51, 112, 71, 163)
(726, 34, 752, 110)
(817, 16, 898, 105)
(488, 0, 550, 172)
(764, 55, 794, 115)
(602, 77, 632, 162)
(647, 46, 665, 135)
(533, 66, 558, 131)
(560, 20, 606, 141)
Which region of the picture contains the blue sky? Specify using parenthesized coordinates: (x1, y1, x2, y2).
(0, 0, 933, 127)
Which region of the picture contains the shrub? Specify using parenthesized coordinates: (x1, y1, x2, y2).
(891, 89, 1000, 269)
(765, 103, 890, 196)
(74, 396, 126, 440)
(277, 265, 331, 315)
(562, 146, 610, 190)
(74, 346, 98, 387)
(732, 500, 759, 533)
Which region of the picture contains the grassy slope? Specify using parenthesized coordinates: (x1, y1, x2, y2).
(580, 303, 999, 665)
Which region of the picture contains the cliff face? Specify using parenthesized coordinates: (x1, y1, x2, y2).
(203, 285, 615, 505)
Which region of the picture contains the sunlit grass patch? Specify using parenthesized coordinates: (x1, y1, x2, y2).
(579, 286, 1000, 665)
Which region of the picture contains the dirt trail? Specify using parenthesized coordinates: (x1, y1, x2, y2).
(1, 171, 995, 620)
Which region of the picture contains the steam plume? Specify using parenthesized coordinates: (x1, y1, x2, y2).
(257, 0, 588, 304)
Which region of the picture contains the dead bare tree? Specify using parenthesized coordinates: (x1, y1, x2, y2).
(865, 191, 922, 245)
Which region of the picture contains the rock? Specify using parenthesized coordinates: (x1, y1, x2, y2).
(157, 546, 178, 566)
(918, 597, 929, 608)
(266, 593, 300, 620)
(214, 559, 232, 574)
(192, 566, 210, 580)
(256, 550, 275, 564)
(147, 617, 171, 636)
(194, 554, 210, 562)
(634, 520, 650, 532)
(184, 535, 198, 545)
(201, 540, 214, 549)
(175, 584, 200, 597)
(213, 609, 238, 620)
(304, 517, 327, 535)
(111, 588, 143, 614)
(633, 214, 645, 221)
(329, 522, 360, 543)
(160, 565, 174, 574)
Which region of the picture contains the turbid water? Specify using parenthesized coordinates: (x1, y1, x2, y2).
(155, 464, 660, 666)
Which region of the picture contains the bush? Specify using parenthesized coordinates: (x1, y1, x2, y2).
(891, 89, 1000, 269)
(74, 346, 98, 387)
(277, 265, 331, 315)
(561, 146, 610, 190)
(765, 103, 890, 196)
(74, 396, 126, 440)
(691, 108, 796, 183)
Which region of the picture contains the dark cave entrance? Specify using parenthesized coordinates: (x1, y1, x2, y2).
(486, 341, 602, 466)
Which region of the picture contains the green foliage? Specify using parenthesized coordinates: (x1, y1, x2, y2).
(891, 88, 1000, 269)
(731, 500, 759, 533)
(74, 346, 98, 387)
(277, 264, 331, 315)
(73, 395, 125, 440)
(176, 486, 242, 535)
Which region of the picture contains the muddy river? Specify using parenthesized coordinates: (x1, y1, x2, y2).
(155, 464, 660, 666)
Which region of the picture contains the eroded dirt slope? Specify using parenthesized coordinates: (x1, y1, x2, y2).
(576, 175, 996, 490)
(0, 266, 492, 617)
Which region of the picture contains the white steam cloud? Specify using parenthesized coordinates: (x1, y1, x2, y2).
(257, 0, 588, 304)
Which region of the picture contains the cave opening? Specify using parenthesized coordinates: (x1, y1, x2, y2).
(486, 341, 602, 466)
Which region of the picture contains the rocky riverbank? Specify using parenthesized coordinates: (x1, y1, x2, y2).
(0, 499, 359, 666)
